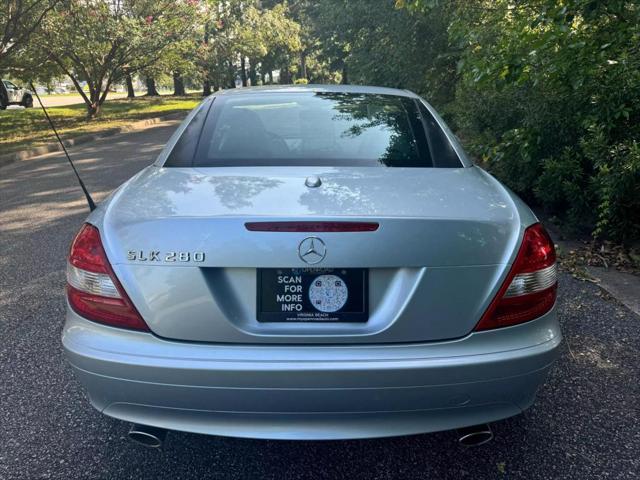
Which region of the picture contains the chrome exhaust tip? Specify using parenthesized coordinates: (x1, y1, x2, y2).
(128, 424, 167, 448)
(457, 424, 493, 447)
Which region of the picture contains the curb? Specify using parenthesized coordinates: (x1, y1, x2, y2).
(552, 235, 640, 318)
(535, 211, 640, 317)
(585, 266, 640, 317)
(0, 111, 187, 169)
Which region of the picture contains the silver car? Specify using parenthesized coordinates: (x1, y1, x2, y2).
(63, 85, 561, 447)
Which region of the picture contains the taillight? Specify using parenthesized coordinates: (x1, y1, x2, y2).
(475, 223, 557, 331)
(66, 223, 149, 331)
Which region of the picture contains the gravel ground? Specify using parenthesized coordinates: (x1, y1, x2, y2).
(0, 123, 638, 479)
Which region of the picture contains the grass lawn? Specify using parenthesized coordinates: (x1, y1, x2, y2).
(0, 94, 200, 155)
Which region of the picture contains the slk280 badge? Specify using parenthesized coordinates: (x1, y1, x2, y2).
(126, 251, 205, 263)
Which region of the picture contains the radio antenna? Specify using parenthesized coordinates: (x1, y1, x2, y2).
(30, 82, 96, 211)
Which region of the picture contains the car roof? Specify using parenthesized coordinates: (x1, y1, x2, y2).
(212, 84, 419, 98)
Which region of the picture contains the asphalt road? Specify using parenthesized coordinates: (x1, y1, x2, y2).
(0, 123, 638, 480)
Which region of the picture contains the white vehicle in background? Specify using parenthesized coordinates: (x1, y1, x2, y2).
(0, 80, 33, 109)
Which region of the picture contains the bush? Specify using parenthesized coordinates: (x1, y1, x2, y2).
(594, 141, 640, 242)
(302, 0, 640, 242)
(449, 0, 640, 243)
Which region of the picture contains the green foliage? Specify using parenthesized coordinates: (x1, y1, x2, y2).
(302, 0, 455, 106)
(5, 0, 638, 241)
(25, 0, 200, 116)
(294, 0, 640, 242)
(241, 2, 302, 82)
(378, 0, 634, 242)
(0, 0, 59, 69)
(593, 140, 640, 241)
(446, 0, 640, 242)
(0, 95, 199, 153)
(198, 0, 302, 89)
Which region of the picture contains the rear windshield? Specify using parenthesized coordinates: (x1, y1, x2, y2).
(165, 92, 462, 168)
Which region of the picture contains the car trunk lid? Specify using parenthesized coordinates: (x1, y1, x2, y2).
(100, 165, 524, 343)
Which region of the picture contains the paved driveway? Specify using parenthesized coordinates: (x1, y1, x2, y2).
(4, 93, 131, 110)
(39, 93, 130, 107)
(0, 122, 638, 479)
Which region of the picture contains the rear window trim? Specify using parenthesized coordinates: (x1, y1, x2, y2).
(192, 97, 216, 163)
(162, 97, 216, 168)
(417, 98, 471, 168)
(412, 98, 438, 164)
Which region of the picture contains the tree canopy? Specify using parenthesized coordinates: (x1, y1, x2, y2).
(0, 0, 60, 69)
(27, 0, 201, 116)
(2, 0, 639, 242)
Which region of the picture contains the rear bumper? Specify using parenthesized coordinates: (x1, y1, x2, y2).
(63, 308, 562, 440)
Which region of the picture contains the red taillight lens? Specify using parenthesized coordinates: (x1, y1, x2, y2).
(68, 223, 110, 273)
(475, 223, 557, 331)
(510, 222, 556, 273)
(66, 224, 149, 331)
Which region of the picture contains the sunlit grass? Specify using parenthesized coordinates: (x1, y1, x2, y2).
(0, 94, 201, 154)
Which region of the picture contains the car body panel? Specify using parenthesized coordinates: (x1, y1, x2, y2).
(114, 264, 505, 343)
(65, 84, 560, 440)
(91, 164, 536, 343)
(101, 165, 520, 229)
(63, 306, 561, 440)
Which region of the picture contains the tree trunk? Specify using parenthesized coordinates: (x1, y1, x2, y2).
(248, 60, 258, 86)
(240, 55, 248, 87)
(341, 64, 349, 84)
(269, 70, 274, 84)
(203, 79, 212, 96)
(173, 72, 186, 96)
(146, 77, 159, 96)
(86, 89, 101, 118)
(227, 60, 236, 88)
(0, 82, 8, 107)
(203, 26, 211, 95)
(280, 66, 291, 84)
(125, 73, 135, 98)
(300, 51, 307, 80)
(87, 103, 100, 118)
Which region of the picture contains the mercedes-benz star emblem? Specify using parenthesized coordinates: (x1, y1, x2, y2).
(298, 237, 327, 265)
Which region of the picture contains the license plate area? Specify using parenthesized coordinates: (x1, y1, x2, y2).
(257, 268, 368, 322)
